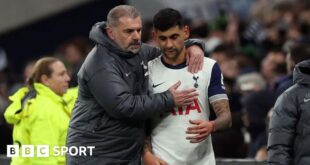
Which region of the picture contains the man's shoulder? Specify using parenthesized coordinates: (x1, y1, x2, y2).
(203, 56, 216, 66)
(282, 83, 308, 100)
(147, 55, 162, 67)
(80, 46, 117, 76)
(283, 84, 302, 94)
(273, 84, 302, 108)
(201, 57, 216, 72)
(84, 46, 115, 65)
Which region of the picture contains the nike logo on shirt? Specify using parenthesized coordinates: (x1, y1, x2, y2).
(152, 82, 164, 88)
(125, 72, 132, 77)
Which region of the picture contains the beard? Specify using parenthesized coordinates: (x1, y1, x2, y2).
(163, 47, 181, 61)
(127, 41, 141, 54)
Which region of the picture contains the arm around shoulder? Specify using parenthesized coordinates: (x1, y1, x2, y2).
(87, 64, 174, 120)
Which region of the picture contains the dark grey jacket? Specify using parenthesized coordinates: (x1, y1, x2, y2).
(66, 22, 175, 164)
(66, 22, 204, 165)
(268, 60, 310, 165)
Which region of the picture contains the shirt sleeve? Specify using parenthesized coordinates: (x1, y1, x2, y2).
(208, 63, 228, 103)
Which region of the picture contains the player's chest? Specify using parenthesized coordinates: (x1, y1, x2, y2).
(149, 69, 209, 94)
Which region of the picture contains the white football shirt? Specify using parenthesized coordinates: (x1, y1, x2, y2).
(148, 56, 228, 165)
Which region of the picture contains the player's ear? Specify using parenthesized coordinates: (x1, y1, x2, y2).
(184, 25, 190, 39)
(152, 30, 158, 41)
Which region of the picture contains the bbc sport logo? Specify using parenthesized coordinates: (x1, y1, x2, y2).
(7, 145, 95, 157)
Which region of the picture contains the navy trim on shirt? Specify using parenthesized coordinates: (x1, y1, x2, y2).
(161, 56, 187, 69)
(208, 63, 226, 97)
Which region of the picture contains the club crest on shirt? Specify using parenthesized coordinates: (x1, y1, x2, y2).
(193, 75, 199, 88)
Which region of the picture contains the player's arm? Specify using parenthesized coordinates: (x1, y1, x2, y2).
(186, 62, 231, 143)
(87, 62, 197, 121)
(143, 136, 152, 154)
(210, 99, 232, 131)
(186, 99, 231, 143)
(208, 62, 232, 132)
(142, 136, 168, 165)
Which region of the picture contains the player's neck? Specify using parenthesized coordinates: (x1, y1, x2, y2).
(163, 47, 186, 65)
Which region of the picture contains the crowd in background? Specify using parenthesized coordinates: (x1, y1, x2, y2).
(0, 0, 310, 161)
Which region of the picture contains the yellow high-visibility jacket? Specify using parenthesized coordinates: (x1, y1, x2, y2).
(4, 83, 77, 165)
(62, 86, 78, 115)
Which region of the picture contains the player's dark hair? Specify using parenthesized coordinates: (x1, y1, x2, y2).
(153, 8, 184, 31)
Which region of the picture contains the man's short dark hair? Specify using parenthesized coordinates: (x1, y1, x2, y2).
(153, 8, 184, 31)
(289, 43, 310, 64)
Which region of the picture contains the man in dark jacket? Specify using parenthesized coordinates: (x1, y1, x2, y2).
(275, 44, 310, 98)
(268, 57, 310, 163)
(66, 5, 205, 165)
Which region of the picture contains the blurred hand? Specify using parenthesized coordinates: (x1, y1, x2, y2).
(186, 120, 215, 143)
(186, 45, 204, 73)
(168, 81, 198, 107)
(143, 151, 168, 165)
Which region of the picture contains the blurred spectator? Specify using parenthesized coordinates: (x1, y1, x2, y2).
(260, 49, 287, 89)
(8, 60, 36, 96)
(211, 45, 257, 92)
(210, 45, 248, 158)
(0, 72, 11, 154)
(0, 48, 8, 71)
(235, 72, 267, 160)
(241, 49, 287, 158)
(204, 13, 228, 54)
(4, 57, 74, 165)
(57, 37, 91, 87)
(0, 48, 11, 154)
(236, 72, 266, 94)
(210, 45, 234, 65)
(275, 43, 310, 97)
(189, 21, 209, 39)
(23, 60, 36, 83)
(242, 88, 275, 158)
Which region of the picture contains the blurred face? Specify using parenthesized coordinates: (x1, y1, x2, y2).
(107, 16, 142, 54)
(64, 45, 82, 64)
(153, 25, 189, 63)
(24, 62, 35, 82)
(261, 52, 285, 80)
(286, 52, 294, 74)
(210, 52, 226, 64)
(221, 59, 239, 79)
(42, 61, 70, 96)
